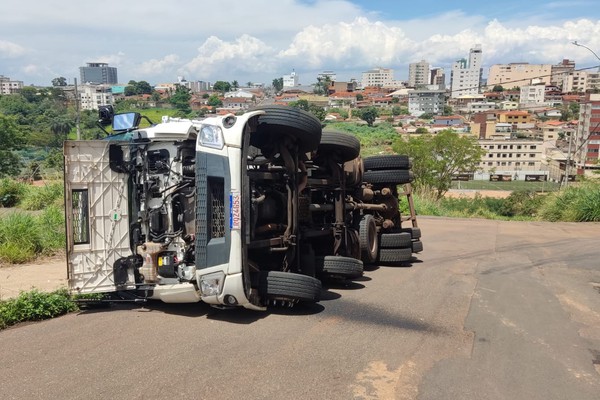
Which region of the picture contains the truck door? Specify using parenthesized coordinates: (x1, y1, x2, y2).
(64, 140, 133, 294)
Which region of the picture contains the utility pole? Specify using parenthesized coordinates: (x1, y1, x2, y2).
(74, 78, 81, 140)
(562, 131, 573, 189)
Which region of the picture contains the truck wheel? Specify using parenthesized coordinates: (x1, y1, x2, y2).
(359, 215, 378, 263)
(259, 271, 322, 303)
(317, 129, 360, 163)
(363, 155, 412, 171)
(363, 169, 414, 185)
(251, 105, 322, 153)
(412, 240, 424, 253)
(379, 232, 412, 249)
(400, 227, 421, 239)
(319, 256, 364, 279)
(378, 248, 413, 264)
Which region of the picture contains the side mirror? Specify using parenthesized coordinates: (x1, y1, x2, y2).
(112, 112, 141, 132)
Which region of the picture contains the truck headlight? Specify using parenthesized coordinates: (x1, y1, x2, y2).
(199, 124, 224, 150)
(199, 271, 225, 296)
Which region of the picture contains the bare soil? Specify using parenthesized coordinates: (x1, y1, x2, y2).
(0, 252, 67, 300)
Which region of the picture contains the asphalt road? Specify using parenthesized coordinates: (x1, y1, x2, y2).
(1, 217, 599, 400)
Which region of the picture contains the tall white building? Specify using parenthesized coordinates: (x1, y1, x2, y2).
(450, 44, 483, 98)
(408, 60, 430, 87)
(283, 70, 299, 87)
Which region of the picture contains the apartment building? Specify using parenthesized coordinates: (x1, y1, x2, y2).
(408, 89, 446, 116)
(0, 75, 24, 94)
(408, 60, 430, 87)
(78, 84, 114, 110)
(477, 138, 547, 180)
(487, 63, 550, 88)
(430, 68, 445, 87)
(361, 67, 396, 88)
(562, 70, 600, 93)
(519, 84, 546, 105)
(450, 44, 483, 98)
(487, 60, 576, 90)
(79, 62, 118, 85)
(574, 93, 600, 174)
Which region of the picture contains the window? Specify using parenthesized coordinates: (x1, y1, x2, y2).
(530, 154, 536, 158)
(530, 145, 537, 150)
(71, 189, 90, 245)
(528, 162, 535, 166)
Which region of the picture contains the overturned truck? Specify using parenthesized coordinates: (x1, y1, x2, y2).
(64, 106, 422, 310)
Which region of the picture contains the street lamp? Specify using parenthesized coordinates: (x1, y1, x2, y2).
(572, 41, 600, 69)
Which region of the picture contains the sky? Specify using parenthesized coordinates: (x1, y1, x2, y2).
(1, 0, 600, 87)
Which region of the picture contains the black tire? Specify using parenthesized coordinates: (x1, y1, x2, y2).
(412, 240, 424, 253)
(320, 256, 363, 279)
(363, 169, 414, 185)
(379, 232, 412, 249)
(400, 227, 421, 239)
(250, 105, 322, 153)
(359, 214, 378, 263)
(378, 248, 413, 264)
(363, 155, 412, 171)
(317, 129, 361, 163)
(259, 271, 321, 303)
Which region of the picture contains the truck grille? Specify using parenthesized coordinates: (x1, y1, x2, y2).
(208, 178, 225, 238)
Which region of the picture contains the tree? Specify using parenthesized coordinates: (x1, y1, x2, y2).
(360, 106, 379, 127)
(289, 99, 310, 111)
(419, 112, 434, 120)
(314, 76, 331, 95)
(170, 85, 192, 116)
(392, 130, 486, 199)
(356, 93, 364, 101)
(207, 94, 223, 107)
(0, 114, 23, 177)
(415, 127, 429, 134)
(51, 77, 67, 86)
(272, 77, 283, 92)
(231, 80, 239, 90)
(50, 116, 74, 146)
(443, 105, 453, 116)
(212, 81, 231, 93)
(391, 106, 402, 116)
(492, 85, 504, 92)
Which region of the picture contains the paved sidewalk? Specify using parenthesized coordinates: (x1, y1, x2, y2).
(0, 254, 67, 300)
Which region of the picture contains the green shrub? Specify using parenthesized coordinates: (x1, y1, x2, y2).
(498, 190, 545, 218)
(0, 288, 77, 330)
(0, 178, 27, 207)
(20, 181, 64, 211)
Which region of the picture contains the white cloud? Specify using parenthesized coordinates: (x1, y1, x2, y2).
(139, 54, 180, 76)
(181, 34, 276, 79)
(0, 40, 26, 58)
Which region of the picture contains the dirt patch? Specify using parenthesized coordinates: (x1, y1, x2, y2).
(0, 253, 67, 300)
(445, 189, 512, 199)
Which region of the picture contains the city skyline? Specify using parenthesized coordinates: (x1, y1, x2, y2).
(1, 0, 599, 86)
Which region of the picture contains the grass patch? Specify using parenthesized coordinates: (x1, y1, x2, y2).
(0, 207, 65, 264)
(0, 288, 78, 330)
(325, 122, 399, 157)
(451, 180, 560, 192)
(539, 183, 600, 222)
(20, 181, 64, 211)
